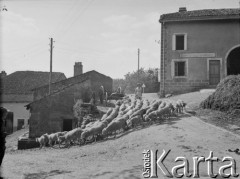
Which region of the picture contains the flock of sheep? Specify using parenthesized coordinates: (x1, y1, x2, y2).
(36, 97, 186, 148)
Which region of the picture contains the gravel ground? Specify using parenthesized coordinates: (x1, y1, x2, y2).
(2, 91, 239, 179)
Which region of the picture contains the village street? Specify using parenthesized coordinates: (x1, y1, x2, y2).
(2, 92, 240, 179)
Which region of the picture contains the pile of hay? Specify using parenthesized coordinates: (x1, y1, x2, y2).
(200, 75, 240, 114)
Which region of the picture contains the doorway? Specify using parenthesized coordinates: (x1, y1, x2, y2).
(209, 60, 220, 85)
(17, 119, 25, 130)
(63, 119, 72, 131)
(227, 46, 240, 75)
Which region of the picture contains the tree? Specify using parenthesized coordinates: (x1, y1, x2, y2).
(113, 68, 159, 94)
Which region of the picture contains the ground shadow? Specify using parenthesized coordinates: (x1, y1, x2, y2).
(88, 114, 186, 145)
(23, 170, 72, 179)
(110, 165, 142, 179)
(58, 113, 191, 148)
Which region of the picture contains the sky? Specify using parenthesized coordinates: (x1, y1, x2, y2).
(0, 0, 239, 79)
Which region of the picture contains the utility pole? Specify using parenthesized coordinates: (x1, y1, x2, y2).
(138, 48, 140, 82)
(49, 38, 53, 94)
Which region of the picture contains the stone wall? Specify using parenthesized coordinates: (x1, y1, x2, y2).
(29, 80, 91, 138)
(164, 79, 209, 94)
(89, 72, 113, 96)
(160, 19, 240, 95)
(33, 70, 112, 101)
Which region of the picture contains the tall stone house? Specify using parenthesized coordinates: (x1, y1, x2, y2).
(159, 8, 240, 95)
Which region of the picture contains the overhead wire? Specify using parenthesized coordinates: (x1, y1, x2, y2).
(54, 0, 95, 41)
(50, 0, 80, 38)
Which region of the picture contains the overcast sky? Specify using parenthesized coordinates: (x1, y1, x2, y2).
(0, 0, 239, 79)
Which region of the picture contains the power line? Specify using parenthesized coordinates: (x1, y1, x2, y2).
(51, 0, 79, 37)
(55, 0, 95, 40)
(138, 48, 140, 82)
(49, 37, 54, 94)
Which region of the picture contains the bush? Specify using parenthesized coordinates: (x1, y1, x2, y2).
(200, 75, 240, 113)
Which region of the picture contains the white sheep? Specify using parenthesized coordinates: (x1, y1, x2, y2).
(81, 122, 107, 143)
(47, 131, 67, 147)
(176, 100, 186, 113)
(58, 128, 83, 148)
(127, 115, 143, 128)
(102, 118, 127, 138)
(36, 133, 49, 148)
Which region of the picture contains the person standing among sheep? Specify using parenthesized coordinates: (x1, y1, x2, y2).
(0, 107, 8, 178)
(90, 91, 96, 105)
(117, 86, 121, 94)
(135, 83, 143, 100)
(98, 85, 104, 104)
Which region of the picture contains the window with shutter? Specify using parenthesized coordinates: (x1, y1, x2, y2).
(172, 33, 187, 51)
(174, 61, 185, 76)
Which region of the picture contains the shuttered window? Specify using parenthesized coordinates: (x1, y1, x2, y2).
(174, 61, 186, 76)
(172, 33, 187, 51)
(176, 35, 185, 50)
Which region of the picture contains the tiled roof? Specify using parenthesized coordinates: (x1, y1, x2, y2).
(25, 79, 89, 109)
(160, 8, 240, 22)
(32, 70, 111, 92)
(0, 71, 66, 94)
(1, 94, 33, 103)
(31, 70, 112, 101)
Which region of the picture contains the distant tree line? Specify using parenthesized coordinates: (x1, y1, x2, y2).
(113, 68, 160, 94)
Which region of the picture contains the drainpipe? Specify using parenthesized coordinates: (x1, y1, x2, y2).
(161, 22, 165, 97)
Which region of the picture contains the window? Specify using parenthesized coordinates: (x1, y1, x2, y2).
(172, 33, 187, 51)
(171, 59, 188, 78)
(175, 61, 185, 76)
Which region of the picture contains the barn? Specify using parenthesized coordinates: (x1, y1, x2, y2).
(26, 64, 112, 138)
(159, 8, 240, 96)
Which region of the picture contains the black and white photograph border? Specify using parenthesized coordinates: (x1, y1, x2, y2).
(0, 0, 240, 178)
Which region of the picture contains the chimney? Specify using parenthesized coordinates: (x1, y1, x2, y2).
(0, 71, 7, 78)
(74, 62, 83, 76)
(179, 7, 187, 12)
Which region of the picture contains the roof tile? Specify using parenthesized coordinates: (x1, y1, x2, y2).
(0, 71, 66, 94)
(160, 8, 240, 22)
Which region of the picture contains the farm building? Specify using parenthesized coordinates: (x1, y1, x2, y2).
(32, 62, 112, 101)
(0, 70, 66, 132)
(26, 64, 112, 138)
(159, 8, 240, 96)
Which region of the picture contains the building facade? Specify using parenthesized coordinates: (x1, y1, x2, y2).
(159, 8, 240, 95)
(27, 68, 113, 138)
(0, 71, 66, 132)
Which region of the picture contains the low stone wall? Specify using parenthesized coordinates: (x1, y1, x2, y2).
(161, 79, 209, 95)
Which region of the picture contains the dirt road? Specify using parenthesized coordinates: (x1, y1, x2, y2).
(2, 112, 240, 179)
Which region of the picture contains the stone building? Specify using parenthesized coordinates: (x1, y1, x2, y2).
(26, 63, 113, 138)
(159, 8, 240, 95)
(0, 71, 66, 131)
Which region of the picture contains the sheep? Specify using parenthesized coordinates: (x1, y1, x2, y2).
(158, 101, 166, 109)
(48, 133, 59, 147)
(81, 122, 107, 144)
(100, 108, 113, 121)
(102, 106, 120, 124)
(102, 117, 128, 138)
(156, 104, 174, 119)
(36, 133, 49, 148)
(58, 128, 83, 148)
(48, 131, 68, 147)
(144, 111, 158, 123)
(175, 100, 186, 113)
(145, 103, 174, 123)
(145, 101, 160, 116)
(119, 103, 127, 111)
(127, 115, 143, 128)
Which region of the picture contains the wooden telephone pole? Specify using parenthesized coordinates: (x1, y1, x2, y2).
(138, 48, 140, 82)
(49, 38, 53, 94)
